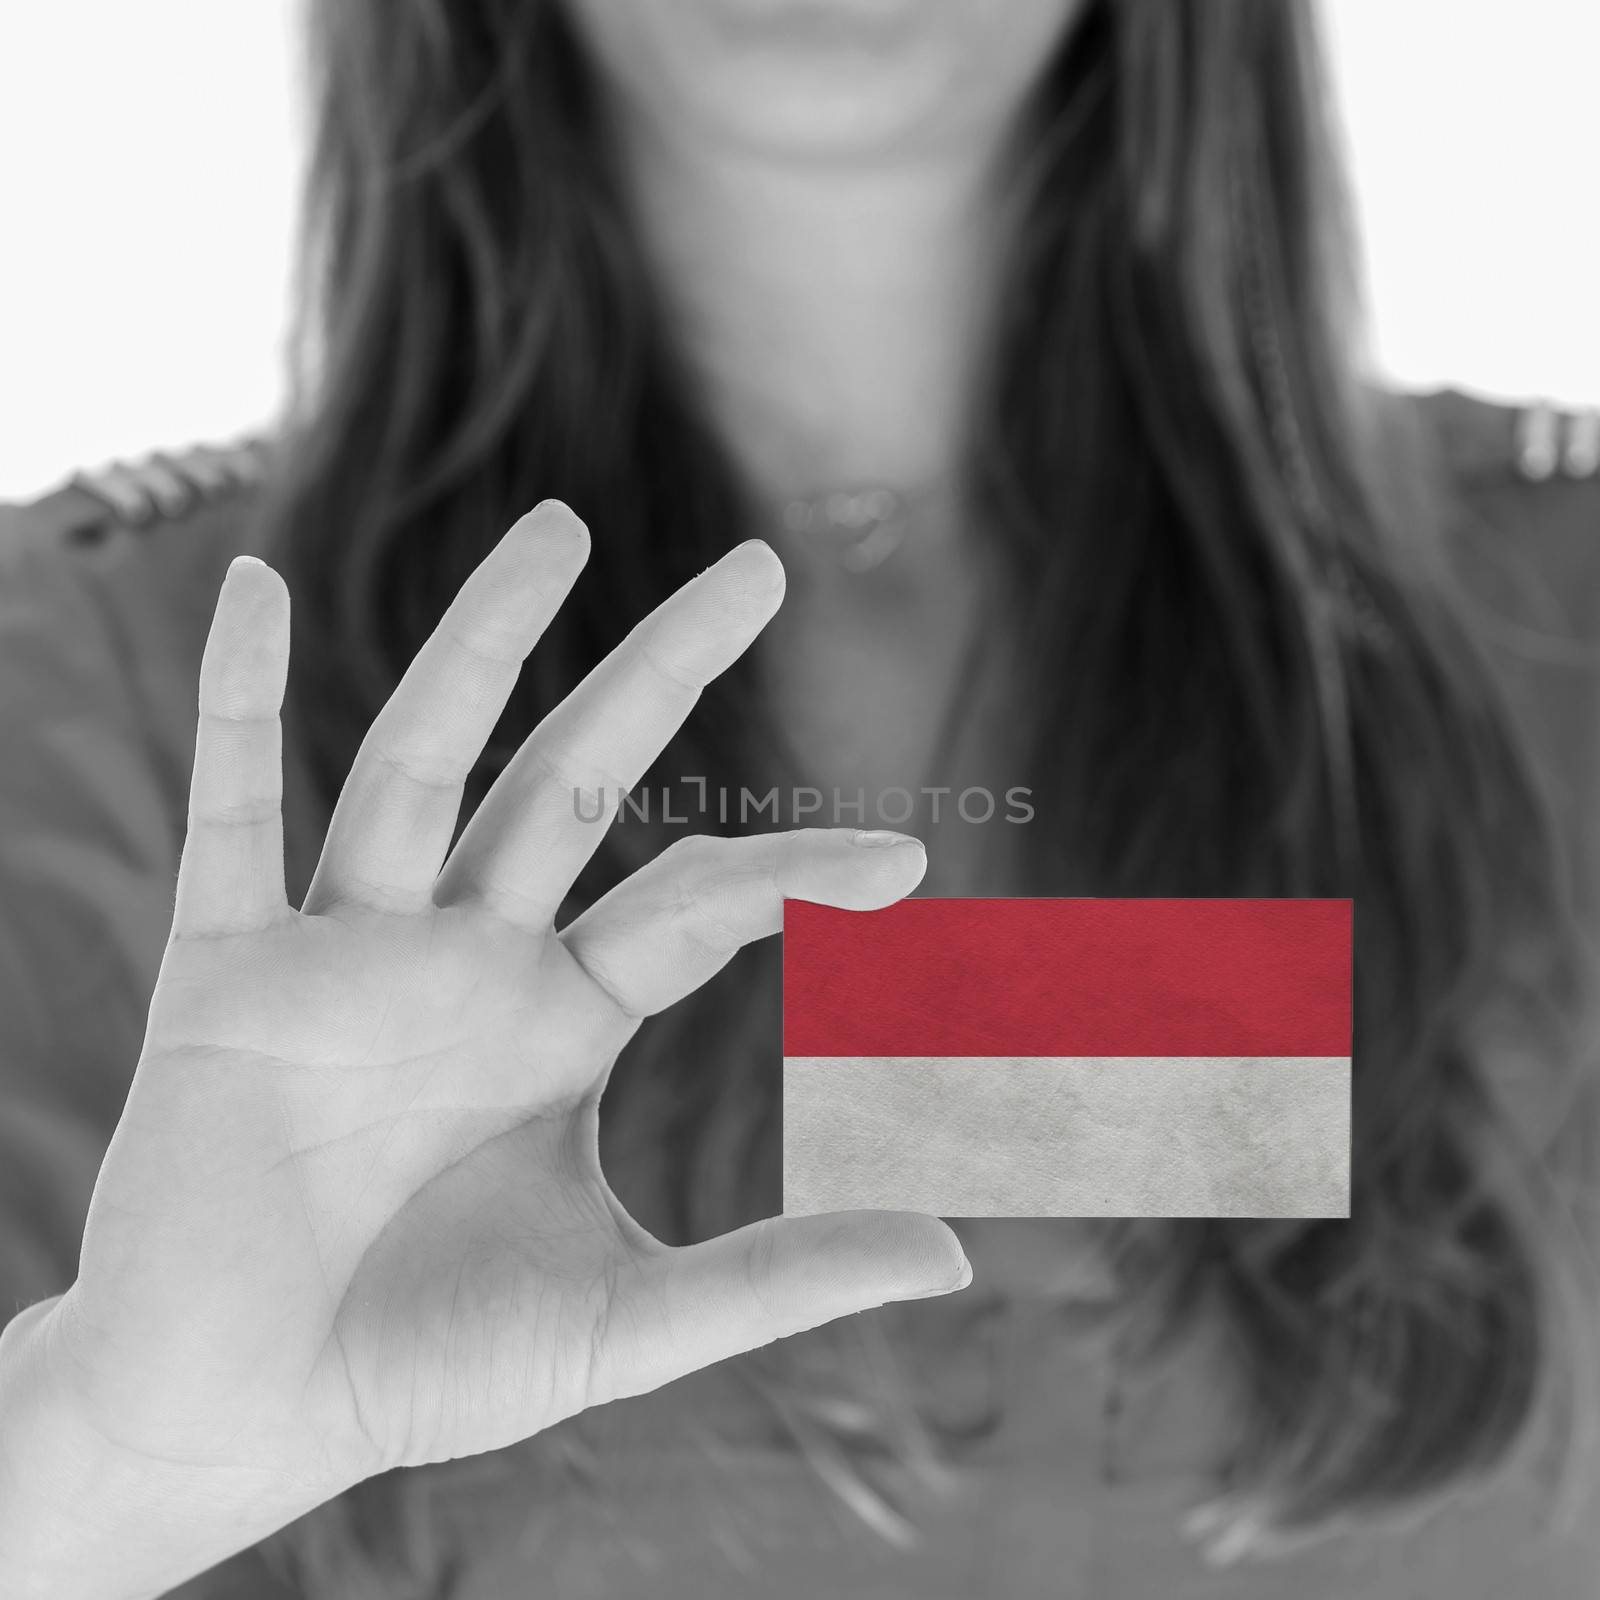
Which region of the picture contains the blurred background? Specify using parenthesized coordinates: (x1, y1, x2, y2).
(0, 0, 1596, 501)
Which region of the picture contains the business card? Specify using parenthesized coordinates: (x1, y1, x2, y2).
(781, 898, 1352, 1218)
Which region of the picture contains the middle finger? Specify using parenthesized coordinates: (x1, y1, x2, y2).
(434, 539, 785, 925)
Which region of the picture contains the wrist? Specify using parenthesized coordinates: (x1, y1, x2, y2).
(0, 1294, 321, 1600)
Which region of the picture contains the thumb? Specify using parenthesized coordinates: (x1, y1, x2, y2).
(591, 1211, 971, 1406)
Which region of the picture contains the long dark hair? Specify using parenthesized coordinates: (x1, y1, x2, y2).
(259, 0, 1595, 1584)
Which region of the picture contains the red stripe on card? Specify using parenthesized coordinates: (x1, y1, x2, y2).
(782, 898, 1351, 1058)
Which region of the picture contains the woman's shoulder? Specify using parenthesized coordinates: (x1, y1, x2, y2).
(0, 436, 270, 593)
(1409, 384, 1600, 492)
(0, 437, 271, 736)
(1404, 383, 1600, 623)
(1401, 381, 1600, 728)
(0, 436, 337, 918)
(1403, 385, 1600, 929)
(0, 436, 279, 913)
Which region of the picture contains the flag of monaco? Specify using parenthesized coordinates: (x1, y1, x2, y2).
(782, 898, 1352, 1219)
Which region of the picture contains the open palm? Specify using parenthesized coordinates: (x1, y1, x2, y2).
(53, 504, 966, 1518)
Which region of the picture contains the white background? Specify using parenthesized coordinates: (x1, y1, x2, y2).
(0, 1, 1596, 500)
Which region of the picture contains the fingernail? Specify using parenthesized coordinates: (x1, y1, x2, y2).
(850, 830, 923, 850)
(523, 501, 587, 543)
(720, 538, 776, 566)
(222, 554, 269, 592)
(899, 1253, 972, 1300)
(709, 540, 785, 600)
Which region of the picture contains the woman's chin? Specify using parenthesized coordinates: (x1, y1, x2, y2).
(560, 0, 1084, 164)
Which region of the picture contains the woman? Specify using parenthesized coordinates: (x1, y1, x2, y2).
(1, 0, 1597, 1594)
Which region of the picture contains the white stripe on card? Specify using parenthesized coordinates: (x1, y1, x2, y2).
(782, 1056, 1350, 1219)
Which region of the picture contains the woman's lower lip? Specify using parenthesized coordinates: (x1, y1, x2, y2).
(709, 0, 920, 49)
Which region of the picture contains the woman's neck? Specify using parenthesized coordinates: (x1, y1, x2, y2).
(610, 117, 1008, 511)
(602, 107, 1027, 891)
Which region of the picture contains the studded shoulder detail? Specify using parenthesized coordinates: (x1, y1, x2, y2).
(0, 435, 272, 555)
(63, 436, 271, 529)
(1412, 386, 1600, 490)
(1509, 400, 1600, 482)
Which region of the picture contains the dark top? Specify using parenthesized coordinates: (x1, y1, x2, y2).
(0, 392, 1597, 1598)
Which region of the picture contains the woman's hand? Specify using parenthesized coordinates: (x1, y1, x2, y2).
(0, 503, 966, 1598)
